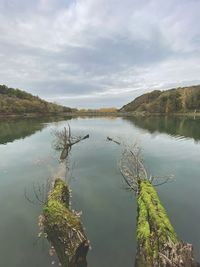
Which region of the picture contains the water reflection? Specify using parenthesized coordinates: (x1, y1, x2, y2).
(1, 116, 200, 267)
(124, 116, 200, 142)
(0, 118, 45, 144)
(0, 116, 73, 145)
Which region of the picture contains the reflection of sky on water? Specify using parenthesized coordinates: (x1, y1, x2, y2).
(0, 116, 199, 266)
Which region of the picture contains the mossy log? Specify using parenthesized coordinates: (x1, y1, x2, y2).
(43, 179, 89, 267)
(135, 180, 199, 267)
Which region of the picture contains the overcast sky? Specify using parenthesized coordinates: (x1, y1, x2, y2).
(0, 0, 200, 108)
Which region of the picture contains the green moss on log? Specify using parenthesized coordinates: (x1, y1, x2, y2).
(43, 179, 81, 230)
(43, 179, 89, 267)
(137, 180, 177, 262)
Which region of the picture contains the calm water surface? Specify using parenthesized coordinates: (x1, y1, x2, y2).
(0, 116, 199, 267)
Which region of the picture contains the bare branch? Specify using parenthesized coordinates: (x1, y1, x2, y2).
(67, 123, 72, 142)
(24, 188, 36, 205)
(24, 178, 53, 206)
(71, 134, 89, 146)
(107, 136, 174, 193)
(52, 125, 89, 161)
(152, 175, 174, 187)
(107, 136, 121, 145)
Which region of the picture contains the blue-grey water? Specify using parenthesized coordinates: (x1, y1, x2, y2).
(0, 116, 199, 267)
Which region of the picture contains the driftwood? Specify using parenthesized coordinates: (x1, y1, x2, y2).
(43, 179, 89, 267)
(107, 137, 199, 267)
(60, 134, 89, 160)
(135, 180, 199, 267)
(39, 125, 90, 266)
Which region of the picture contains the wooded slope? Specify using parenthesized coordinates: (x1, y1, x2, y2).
(0, 84, 72, 114)
(120, 85, 200, 113)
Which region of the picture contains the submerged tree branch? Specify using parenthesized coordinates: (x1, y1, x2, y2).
(52, 125, 89, 161)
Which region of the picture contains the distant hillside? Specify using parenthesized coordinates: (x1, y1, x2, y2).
(120, 85, 200, 113)
(0, 85, 72, 115)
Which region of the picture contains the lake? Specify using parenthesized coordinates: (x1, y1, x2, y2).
(0, 115, 199, 267)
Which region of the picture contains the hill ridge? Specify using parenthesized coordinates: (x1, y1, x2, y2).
(0, 84, 72, 114)
(120, 85, 200, 113)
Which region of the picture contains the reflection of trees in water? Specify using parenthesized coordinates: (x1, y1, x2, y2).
(0, 119, 45, 144)
(124, 116, 200, 142)
(0, 116, 73, 145)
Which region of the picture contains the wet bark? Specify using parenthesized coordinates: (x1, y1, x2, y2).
(135, 181, 199, 267)
(43, 179, 89, 267)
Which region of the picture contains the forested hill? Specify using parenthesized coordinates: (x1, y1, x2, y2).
(0, 85, 72, 114)
(120, 85, 200, 113)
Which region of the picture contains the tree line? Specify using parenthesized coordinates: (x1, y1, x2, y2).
(0, 85, 71, 114)
(121, 85, 200, 113)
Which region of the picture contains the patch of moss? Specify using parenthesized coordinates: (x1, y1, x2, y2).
(137, 180, 177, 261)
(43, 178, 81, 231)
(43, 179, 89, 266)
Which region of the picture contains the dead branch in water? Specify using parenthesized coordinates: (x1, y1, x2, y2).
(107, 136, 199, 267)
(107, 136, 173, 192)
(52, 124, 89, 160)
(24, 177, 53, 205)
(107, 136, 121, 145)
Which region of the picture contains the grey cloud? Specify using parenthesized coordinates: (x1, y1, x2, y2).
(0, 0, 200, 108)
(30, 80, 103, 97)
(64, 29, 172, 71)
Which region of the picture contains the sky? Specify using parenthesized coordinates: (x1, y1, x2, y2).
(0, 0, 200, 108)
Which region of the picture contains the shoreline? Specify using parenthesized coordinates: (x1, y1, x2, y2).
(0, 111, 199, 119)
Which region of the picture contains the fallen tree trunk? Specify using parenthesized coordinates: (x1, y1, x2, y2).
(43, 179, 89, 267)
(135, 180, 199, 267)
(107, 138, 199, 266)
